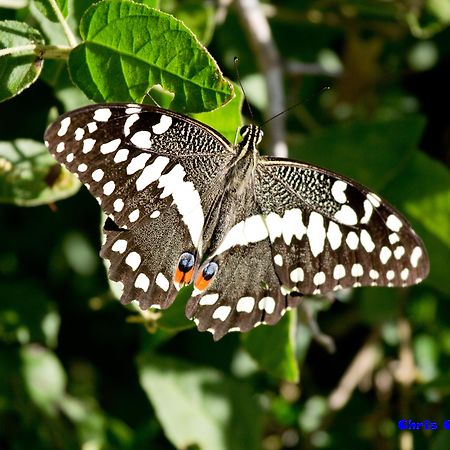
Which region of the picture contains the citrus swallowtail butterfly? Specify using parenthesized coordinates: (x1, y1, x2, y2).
(44, 104, 429, 340)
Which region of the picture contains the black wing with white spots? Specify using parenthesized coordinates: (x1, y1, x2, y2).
(44, 104, 234, 311)
(44, 106, 429, 341)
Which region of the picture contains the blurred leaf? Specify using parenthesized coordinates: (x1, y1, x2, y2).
(138, 353, 262, 450)
(0, 139, 80, 206)
(243, 310, 299, 382)
(33, 0, 69, 22)
(192, 81, 243, 142)
(157, 286, 195, 332)
(69, 0, 233, 112)
(358, 287, 401, 325)
(414, 334, 439, 381)
(290, 116, 426, 191)
(0, 21, 44, 102)
(21, 345, 67, 416)
(164, 0, 216, 45)
(0, 281, 60, 347)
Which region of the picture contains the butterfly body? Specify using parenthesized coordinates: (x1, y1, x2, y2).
(44, 104, 429, 340)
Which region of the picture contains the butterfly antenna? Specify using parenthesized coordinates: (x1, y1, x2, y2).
(234, 57, 254, 123)
(262, 86, 331, 126)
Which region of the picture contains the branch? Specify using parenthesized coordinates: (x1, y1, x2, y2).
(235, 0, 287, 157)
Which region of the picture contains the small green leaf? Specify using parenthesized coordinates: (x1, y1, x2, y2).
(0, 139, 80, 206)
(69, 0, 233, 112)
(138, 354, 262, 450)
(32, 0, 69, 22)
(192, 81, 243, 142)
(21, 345, 67, 416)
(243, 310, 299, 382)
(157, 287, 195, 332)
(0, 21, 44, 102)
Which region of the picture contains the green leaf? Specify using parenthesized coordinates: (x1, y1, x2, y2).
(192, 81, 243, 142)
(290, 116, 426, 191)
(0, 139, 80, 206)
(33, 0, 69, 22)
(20, 345, 67, 416)
(69, 0, 233, 112)
(243, 310, 299, 382)
(138, 354, 262, 450)
(0, 21, 44, 102)
(156, 286, 195, 332)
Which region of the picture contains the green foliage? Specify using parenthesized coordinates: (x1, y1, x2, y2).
(0, 0, 449, 449)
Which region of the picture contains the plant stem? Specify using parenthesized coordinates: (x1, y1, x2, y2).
(0, 44, 72, 60)
(47, 0, 78, 48)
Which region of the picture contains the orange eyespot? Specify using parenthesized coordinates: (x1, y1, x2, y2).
(173, 252, 195, 290)
(194, 261, 219, 293)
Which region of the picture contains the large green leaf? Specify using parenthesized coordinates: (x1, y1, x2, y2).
(0, 139, 80, 206)
(138, 354, 262, 450)
(0, 21, 44, 102)
(243, 310, 299, 382)
(69, 0, 233, 112)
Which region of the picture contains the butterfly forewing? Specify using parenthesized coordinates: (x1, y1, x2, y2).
(44, 105, 429, 340)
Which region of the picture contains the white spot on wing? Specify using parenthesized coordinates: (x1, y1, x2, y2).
(135, 273, 150, 292)
(57, 117, 71, 136)
(212, 305, 231, 321)
(367, 192, 381, 207)
(400, 268, 409, 281)
(351, 263, 364, 277)
(394, 245, 405, 260)
(410, 246, 423, 268)
(152, 115, 172, 134)
(333, 264, 346, 280)
(290, 267, 304, 283)
(103, 181, 115, 196)
(87, 122, 98, 133)
(82, 138, 96, 154)
(78, 163, 87, 172)
(199, 293, 219, 305)
(274, 254, 283, 266)
(282, 208, 306, 244)
(93, 108, 112, 122)
(346, 231, 359, 250)
(361, 199, 373, 224)
(92, 168, 104, 182)
(156, 272, 169, 291)
(136, 156, 170, 191)
(331, 180, 347, 204)
(112, 239, 127, 254)
(258, 296, 276, 314)
(126, 153, 152, 175)
(56, 142, 65, 153)
(150, 210, 160, 219)
(125, 252, 141, 271)
(369, 269, 379, 280)
(113, 198, 124, 212)
(236, 296, 255, 313)
(334, 205, 358, 226)
(66, 153, 74, 163)
(386, 270, 395, 280)
(386, 214, 403, 232)
(380, 246, 392, 264)
(158, 164, 204, 249)
(388, 233, 400, 245)
(114, 149, 129, 163)
(100, 138, 121, 154)
(129, 209, 140, 223)
(124, 113, 140, 137)
(130, 130, 152, 149)
(307, 212, 326, 257)
(327, 221, 342, 250)
(74, 128, 85, 141)
(360, 230, 375, 252)
(313, 271, 326, 285)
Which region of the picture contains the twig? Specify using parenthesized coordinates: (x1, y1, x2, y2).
(328, 330, 381, 411)
(47, 0, 78, 48)
(285, 60, 342, 77)
(235, 0, 287, 157)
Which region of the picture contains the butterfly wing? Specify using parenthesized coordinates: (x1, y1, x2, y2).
(255, 157, 429, 295)
(186, 153, 429, 340)
(44, 103, 234, 309)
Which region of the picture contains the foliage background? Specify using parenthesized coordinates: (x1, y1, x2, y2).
(0, 0, 449, 449)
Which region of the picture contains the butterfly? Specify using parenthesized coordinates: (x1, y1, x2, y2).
(44, 103, 429, 340)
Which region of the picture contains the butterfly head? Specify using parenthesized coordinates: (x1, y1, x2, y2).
(239, 124, 264, 152)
